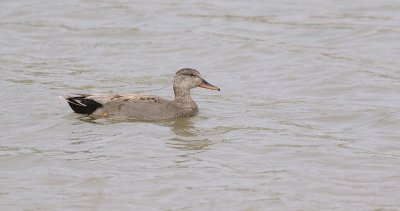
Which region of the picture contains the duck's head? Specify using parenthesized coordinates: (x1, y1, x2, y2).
(173, 68, 220, 91)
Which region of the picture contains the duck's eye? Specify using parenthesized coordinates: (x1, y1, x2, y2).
(189, 74, 196, 77)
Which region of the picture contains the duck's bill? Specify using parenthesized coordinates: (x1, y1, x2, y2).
(199, 79, 220, 91)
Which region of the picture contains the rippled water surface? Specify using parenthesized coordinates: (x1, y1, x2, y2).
(1, 0, 400, 210)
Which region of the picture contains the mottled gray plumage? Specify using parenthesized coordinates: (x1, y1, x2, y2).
(61, 68, 220, 121)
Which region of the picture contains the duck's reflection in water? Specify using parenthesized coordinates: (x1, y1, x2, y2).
(161, 117, 212, 151)
(76, 114, 213, 152)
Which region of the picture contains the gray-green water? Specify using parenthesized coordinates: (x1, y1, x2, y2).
(1, 0, 400, 210)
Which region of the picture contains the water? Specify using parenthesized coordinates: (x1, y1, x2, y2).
(1, 0, 400, 210)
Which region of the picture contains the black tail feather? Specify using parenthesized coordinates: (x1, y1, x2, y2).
(65, 96, 102, 115)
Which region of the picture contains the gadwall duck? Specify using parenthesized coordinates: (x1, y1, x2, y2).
(61, 68, 220, 121)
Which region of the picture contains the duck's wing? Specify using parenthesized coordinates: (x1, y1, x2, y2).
(61, 93, 165, 115)
(89, 94, 162, 104)
(100, 94, 180, 120)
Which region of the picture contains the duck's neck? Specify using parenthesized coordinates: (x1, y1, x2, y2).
(173, 87, 197, 109)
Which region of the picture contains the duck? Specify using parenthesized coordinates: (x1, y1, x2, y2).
(60, 68, 220, 121)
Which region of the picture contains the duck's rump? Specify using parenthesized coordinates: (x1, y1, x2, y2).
(63, 95, 103, 114)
